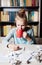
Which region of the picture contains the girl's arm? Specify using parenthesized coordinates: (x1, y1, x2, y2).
(23, 29, 36, 44)
(2, 29, 14, 46)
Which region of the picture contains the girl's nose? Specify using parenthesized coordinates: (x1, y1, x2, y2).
(19, 26, 22, 29)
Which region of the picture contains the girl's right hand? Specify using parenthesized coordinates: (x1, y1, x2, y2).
(7, 44, 20, 51)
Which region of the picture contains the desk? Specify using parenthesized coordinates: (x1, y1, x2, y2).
(0, 43, 42, 65)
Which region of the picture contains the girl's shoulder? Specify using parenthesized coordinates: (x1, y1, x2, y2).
(11, 27, 17, 31)
(10, 27, 17, 33)
(24, 27, 32, 31)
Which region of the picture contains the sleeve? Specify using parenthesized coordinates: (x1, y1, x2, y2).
(2, 29, 14, 46)
(27, 29, 36, 44)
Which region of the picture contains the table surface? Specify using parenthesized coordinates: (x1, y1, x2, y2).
(0, 43, 42, 65)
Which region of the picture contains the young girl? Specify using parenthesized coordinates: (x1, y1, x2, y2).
(2, 9, 36, 51)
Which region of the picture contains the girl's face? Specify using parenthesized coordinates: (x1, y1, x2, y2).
(16, 18, 26, 30)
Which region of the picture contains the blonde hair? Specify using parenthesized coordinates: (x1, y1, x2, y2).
(15, 9, 27, 24)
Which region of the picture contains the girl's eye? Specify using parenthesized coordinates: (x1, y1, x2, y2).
(22, 25, 24, 26)
(18, 25, 20, 26)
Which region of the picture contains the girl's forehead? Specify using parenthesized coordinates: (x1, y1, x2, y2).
(16, 19, 25, 24)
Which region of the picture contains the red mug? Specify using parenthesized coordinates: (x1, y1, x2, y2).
(16, 29, 23, 38)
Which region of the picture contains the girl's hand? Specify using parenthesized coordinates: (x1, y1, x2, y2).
(7, 44, 20, 51)
(23, 31, 28, 39)
(23, 31, 31, 41)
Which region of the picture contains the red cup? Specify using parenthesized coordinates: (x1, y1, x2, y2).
(16, 29, 23, 38)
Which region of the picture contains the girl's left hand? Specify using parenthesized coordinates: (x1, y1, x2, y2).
(23, 31, 31, 41)
(23, 31, 28, 39)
